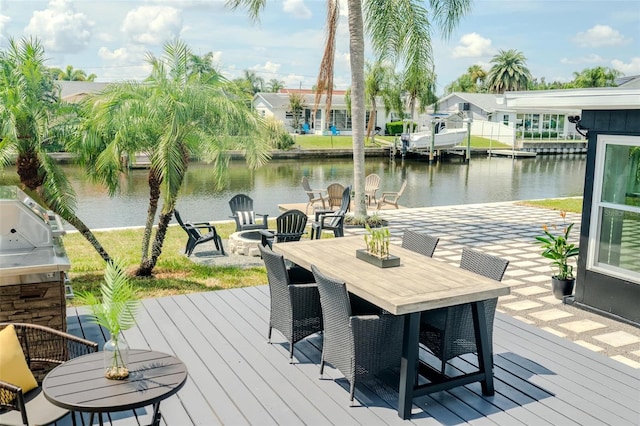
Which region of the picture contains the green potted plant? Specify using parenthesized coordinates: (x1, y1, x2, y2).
(76, 259, 140, 379)
(356, 225, 400, 268)
(535, 211, 580, 300)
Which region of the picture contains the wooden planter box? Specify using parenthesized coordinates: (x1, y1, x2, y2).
(356, 249, 401, 268)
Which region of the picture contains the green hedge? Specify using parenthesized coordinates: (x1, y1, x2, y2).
(385, 121, 418, 136)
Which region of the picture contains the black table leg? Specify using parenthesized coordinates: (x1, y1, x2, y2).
(151, 402, 162, 426)
(398, 312, 420, 419)
(471, 301, 495, 396)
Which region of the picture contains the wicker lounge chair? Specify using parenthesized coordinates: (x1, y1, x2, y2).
(228, 194, 269, 232)
(301, 176, 328, 213)
(401, 230, 439, 258)
(0, 323, 98, 426)
(260, 209, 308, 249)
(258, 244, 323, 363)
(310, 185, 351, 239)
(364, 174, 381, 205)
(175, 210, 224, 256)
(311, 265, 403, 405)
(419, 247, 509, 373)
(376, 179, 407, 210)
(326, 183, 345, 210)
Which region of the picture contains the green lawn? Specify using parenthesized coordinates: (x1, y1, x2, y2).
(65, 197, 582, 304)
(293, 134, 510, 149)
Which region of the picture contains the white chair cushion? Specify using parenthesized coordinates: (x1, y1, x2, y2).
(236, 211, 255, 226)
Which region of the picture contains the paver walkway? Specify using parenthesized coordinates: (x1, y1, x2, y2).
(345, 201, 640, 369)
(192, 201, 640, 369)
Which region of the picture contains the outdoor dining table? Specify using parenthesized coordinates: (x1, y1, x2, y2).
(42, 349, 187, 426)
(273, 236, 510, 419)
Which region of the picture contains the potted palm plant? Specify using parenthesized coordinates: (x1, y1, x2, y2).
(535, 211, 580, 300)
(76, 259, 139, 379)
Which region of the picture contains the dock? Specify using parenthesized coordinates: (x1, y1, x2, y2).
(489, 149, 537, 158)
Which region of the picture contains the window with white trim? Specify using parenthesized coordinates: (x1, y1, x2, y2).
(587, 135, 640, 283)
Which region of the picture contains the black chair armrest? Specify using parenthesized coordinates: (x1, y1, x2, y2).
(319, 213, 343, 226)
(0, 379, 27, 422)
(187, 222, 217, 233)
(256, 213, 269, 224)
(314, 209, 334, 221)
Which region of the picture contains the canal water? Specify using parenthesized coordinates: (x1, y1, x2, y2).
(62, 154, 587, 229)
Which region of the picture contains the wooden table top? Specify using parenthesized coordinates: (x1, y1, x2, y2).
(43, 349, 187, 413)
(274, 236, 510, 315)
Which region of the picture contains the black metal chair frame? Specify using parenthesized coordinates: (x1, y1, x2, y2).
(310, 185, 351, 239)
(258, 244, 323, 363)
(174, 210, 224, 256)
(260, 209, 308, 249)
(228, 194, 269, 232)
(0, 323, 98, 426)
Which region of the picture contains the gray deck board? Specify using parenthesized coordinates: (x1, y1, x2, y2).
(56, 286, 639, 425)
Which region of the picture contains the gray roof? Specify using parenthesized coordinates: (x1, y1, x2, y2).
(441, 92, 505, 112)
(616, 75, 640, 88)
(56, 81, 109, 101)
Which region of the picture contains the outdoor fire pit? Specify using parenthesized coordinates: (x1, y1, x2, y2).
(228, 230, 262, 257)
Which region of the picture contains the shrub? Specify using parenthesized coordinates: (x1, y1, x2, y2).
(385, 121, 416, 136)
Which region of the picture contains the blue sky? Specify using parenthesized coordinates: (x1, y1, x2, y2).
(1, 0, 639, 95)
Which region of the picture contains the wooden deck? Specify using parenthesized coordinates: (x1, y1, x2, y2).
(60, 286, 640, 425)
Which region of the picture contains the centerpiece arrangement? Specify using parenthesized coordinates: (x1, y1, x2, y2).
(535, 211, 580, 299)
(356, 225, 401, 268)
(76, 259, 140, 380)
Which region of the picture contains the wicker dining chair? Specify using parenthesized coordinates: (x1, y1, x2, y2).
(311, 265, 403, 405)
(419, 247, 509, 374)
(258, 244, 323, 363)
(0, 323, 98, 426)
(401, 230, 439, 258)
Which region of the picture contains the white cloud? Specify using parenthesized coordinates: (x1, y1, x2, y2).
(560, 53, 605, 65)
(98, 44, 151, 81)
(572, 25, 631, 48)
(24, 0, 93, 53)
(283, 0, 311, 19)
(611, 57, 640, 75)
(250, 60, 281, 76)
(0, 12, 10, 43)
(451, 33, 493, 58)
(122, 6, 183, 45)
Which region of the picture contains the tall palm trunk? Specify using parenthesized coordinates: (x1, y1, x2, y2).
(348, 0, 366, 218)
(141, 167, 162, 263)
(18, 150, 111, 263)
(365, 99, 377, 144)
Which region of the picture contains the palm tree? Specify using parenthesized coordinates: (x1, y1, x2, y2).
(54, 64, 97, 81)
(267, 78, 285, 93)
(467, 64, 486, 86)
(485, 49, 532, 93)
(188, 52, 220, 81)
(364, 60, 396, 144)
(227, 0, 471, 217)
(0, 37, 111, 261)
(72, 39, 269, 276)
(571, 66, 622, 88)
(288, 92, 306, 132)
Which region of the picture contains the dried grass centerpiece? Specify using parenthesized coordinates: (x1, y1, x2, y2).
(356, 225, 401, 268)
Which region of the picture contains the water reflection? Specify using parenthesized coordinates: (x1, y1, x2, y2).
(60, 155, 586, 229)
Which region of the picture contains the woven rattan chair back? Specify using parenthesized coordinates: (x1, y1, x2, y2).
(419, 247, 509, 374)
(311, 265, 403, 404)
(0, 323, 98, 425)
(402, 230, 439, 258)
(259, 245, 322, 362)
